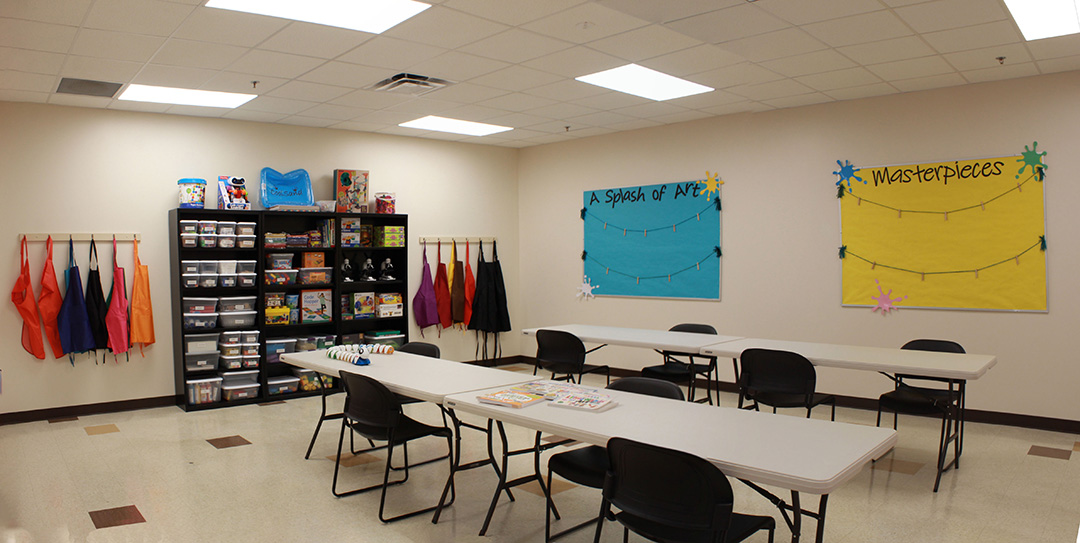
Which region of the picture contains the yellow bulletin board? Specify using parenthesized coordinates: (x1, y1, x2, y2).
(836, 143, 1048, 312)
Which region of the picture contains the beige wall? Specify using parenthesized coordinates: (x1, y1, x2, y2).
(517, 71, 1080, 422)
(0, 102, 519, 415)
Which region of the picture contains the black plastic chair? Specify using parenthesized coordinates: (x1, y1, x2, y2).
(332, 371, 453, 523)
(594, 437, 775, 543)
(877, 339, 966, 492)
(397, 341, 440, 358)
(640, 323, 720, 404)
(545, 378, 684, 542)
(737, 348, 836, 420)
(534, 329, 610, 385)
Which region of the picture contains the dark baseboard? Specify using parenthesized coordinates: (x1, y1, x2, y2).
(0, 395, 179, 426)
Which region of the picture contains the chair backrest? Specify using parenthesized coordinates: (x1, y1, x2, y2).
(338, 371, 402, 429)
(604, 437, 734, 539)
(607, 377, 685, 401)
(669, 323, 717, 335)
(535, 329, 586, 369)
(738, 348, 817, 396)
(901, 339, 965, 354)
(397, 341, 441, 358)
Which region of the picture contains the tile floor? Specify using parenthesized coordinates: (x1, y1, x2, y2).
(1, 365, 1078, 543)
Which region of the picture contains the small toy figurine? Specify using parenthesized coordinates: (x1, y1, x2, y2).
(379, 258, 396, 281)
(341, 258, 354, 282)
(359, 258, 377, 281)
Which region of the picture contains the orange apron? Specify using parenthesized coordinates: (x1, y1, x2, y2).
(128, 239, 154, 354)
(11, 236, 46, 359)
(37, 236, 64, 358)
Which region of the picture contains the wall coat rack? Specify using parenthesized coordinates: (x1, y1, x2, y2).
(20, 233, 141, 242)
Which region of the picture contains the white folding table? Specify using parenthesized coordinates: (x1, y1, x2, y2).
(522, 324, 744, 352)
(446, 385, 898, 543)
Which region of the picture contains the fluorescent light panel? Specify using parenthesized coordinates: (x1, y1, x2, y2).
(1003, 0, 1080, 40)
(399, 116, 512, 137)
(575, 64, 713, 101)
(205, 0, 430, 34)
(118, 84, 256, 108)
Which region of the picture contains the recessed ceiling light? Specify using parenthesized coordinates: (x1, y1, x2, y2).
(1003, 0, 1080, 40)
(117, 84, 257, 108)
(399, 116, 512, 137)
(575, 64, 713, 101)
(205, 0, 431, 34)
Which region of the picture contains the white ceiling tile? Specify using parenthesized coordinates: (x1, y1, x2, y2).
(360, 109, 431, 125)
(47, 93, 112, 107)
(527, 120, 580, 133)
(71, 29, 164, 63)
(762, 92, 832, 109)
(408, 51, 509, 82)
(1036, 55, 1080, 74)
(894, 0, 1007, 34)
(267, 81, 352, 102)
(330, 89, 414, 110)
(173, 7, 288, 47)
(416, 131, 472, 141)
(0, 89, 48, 102)
(700, 101, 768, 116)
(717, 28, 828, 63)
(890, 72, 967, 92)
(524, 79, 609, 101)
(962, 62, 1039, 83)
(652, 110, 716, 125)
(203, 72, 288, 94)
(689, 62, 785, 89)
(566, 109, 637, 127)
(803, 10, 913, 48)
(298, 103, 373, 121)
(459, 29, 573, 64)
(525, 102, 599, 120)
(0, 18, 77, 53)
(227, 50, 325, 79)
(570, 90, 649, 110)
(82, 0, 194, 36)
(0, 47, 66, 75)
(330, 120, 386, 132)
(242, 96, 318, 115)
(60, 56, 142, 83)
(755, 0, 885, 25)
(278, 116, 338, 128)
(837, 36, 937, 65)
(379, 125, 433, 137)
(163, 104, 229, 118)
(521, 46, 624, 78)
(153, 39, 248, 70)
(867, 55, 957, 80)
(563, 126, 615, 138)
(223, 109, 288, 123)
(666, 89, 745, 109)
(443, 0, 587, 26)
(424, 82, 508, 104)
(337, 37, 447, 71)
(484, 113, 554, 129)
(0, 70, 55, 92)
(478, 92, 558, 112)
(879, 0, 928, 6)
(824, 82, 899, 100)
(469, 65, 562, 92)
(522, 3, 648, 45)
(298, 62, 388, 88)
(384, 7, 508, 49)
(437, 103, 508, 121)
(587, 25, 702, 62)
(726, 78, 816, 101)
(606, 117, 664, 131)
(596, 0, 738, 25)
(761, 50, 856, 78)
(132, 64, 219, 88)
(795, 67, 882, 91)
(108, 99, 170, 113)
(639, 44, 745, 76)
(665, 4, 790, 44)
(1024, 33, 1080, 61)
(383, 98, 459, 115)
(0, 0, 92, 26)
(943, 44, 1032, 71)
(921, 20, 1022, 54)
(613, 101, 688, 119)
(524, 132, 576, 144)
(258, 22, 374, 60)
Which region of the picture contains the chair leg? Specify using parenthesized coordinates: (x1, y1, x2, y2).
(933, 411, 952, 493)
(592, 500, 610, 543)
(876, 405, 882, 427)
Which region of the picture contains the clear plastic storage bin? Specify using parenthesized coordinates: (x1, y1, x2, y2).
(240, 330, 260, 343)
(181, 234, 198, 248)
(197, 220, 217, 234)
(181, 260, 199, 274)
(267, 376, 299, 395)
(218, 296, 256, 312)
(217, 221, 237, 235)
(218, 343, 241, 357)
(182, 297, 217, 314)
(179, 220, 199, 234)
(242, 355, 259, 369)
(219, 331, 242, 345)
(219, 274, 237, 288)
(199, 234, 217, 248)
(237, 260, 257, 274)
(184, 332, 220, 353)
(184, 351, 219, 372)
(221, 383, 259, 401)
(182, 274, 200, 288)
(218, 260, 237, 274)
(265, 338, 297, 364)
(218, 354, 243, 370)
(199, 273, 218, 288)
(237, 235, 256, 248)
(186, 377, 222, 404)
(218, 235, 236, 248)
(199, 261, 218, 274)
(183, 313, 218, 330)
(237, 222, 256, 236)
(241, 343, 260, 356)
(238, 273, 256, 287)
(219, 310, 256, 329)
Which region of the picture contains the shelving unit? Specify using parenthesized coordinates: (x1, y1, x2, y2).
(169, 208, 409, 411)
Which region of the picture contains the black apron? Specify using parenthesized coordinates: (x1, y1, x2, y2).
(85, 237, 109, 362)
(468, 241, 511, 361)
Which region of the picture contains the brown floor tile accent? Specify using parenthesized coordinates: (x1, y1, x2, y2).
(258, 401, 286, 406)
(870, 458, 924, 475)
(1027, 445, 1072, 460)
(518, 478, 576, 497)
(327, 453, 380, 467)
(207, 435, 251, 449)
(88, 505, 145, 529)
(1073, 441, 1080, 452)
(49, 417, 79, 423)
(84, 424, 119, 436)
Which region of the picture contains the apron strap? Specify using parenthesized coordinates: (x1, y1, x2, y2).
(89, 236, 99, 271)
(133, 238, 141, 265)
(492, 239, 499, 261)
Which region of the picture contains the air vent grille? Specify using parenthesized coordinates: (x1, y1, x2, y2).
(56, 78, 122, 98)
(368, 73, 452, 96)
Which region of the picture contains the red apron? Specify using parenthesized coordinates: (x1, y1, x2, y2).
(105, 237, 130, 357)
(434, 243, 452, 330)
(38, 236, 64, 358)
(463, 241, 476, 327)
(128, 239, 155, 354)
(11, 236, 46, 359)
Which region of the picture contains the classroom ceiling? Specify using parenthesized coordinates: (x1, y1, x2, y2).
(1, 0, 1077, 148)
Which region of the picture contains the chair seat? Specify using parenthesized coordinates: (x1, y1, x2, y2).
(348, 414, 451, 444)
(879, 385, 953, 414)
(548, 445, 607, 488)
(747, 391, 834, 410)
(616, 510, 776, 543)
(641, 364, 693, 382)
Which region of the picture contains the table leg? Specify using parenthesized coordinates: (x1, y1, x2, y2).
(740, 480, 831, 543)
(477, 422, 555, 537)
(432, 410, 515, 525)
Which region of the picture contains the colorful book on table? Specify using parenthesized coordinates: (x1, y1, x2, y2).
(513, 380, 599, 400)
(548, 391, 618, 413)
(476, 387, 545, 408)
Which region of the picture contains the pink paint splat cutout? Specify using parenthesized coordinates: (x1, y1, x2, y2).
(871, 280, 906, 314)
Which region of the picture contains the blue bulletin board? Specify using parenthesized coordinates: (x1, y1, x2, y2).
(582, 177, 722, 300)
